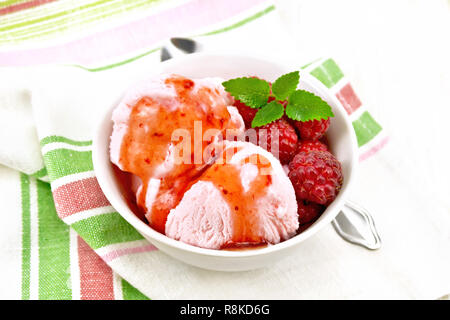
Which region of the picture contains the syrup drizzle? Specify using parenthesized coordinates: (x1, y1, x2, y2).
(199, 152, 273, 246)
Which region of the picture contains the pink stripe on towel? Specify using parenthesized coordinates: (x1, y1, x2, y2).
(53, 177, 110, 218)
(359, 136, 389, 162)
(100, 244, 158, 263)
(77, 236, 115, 300)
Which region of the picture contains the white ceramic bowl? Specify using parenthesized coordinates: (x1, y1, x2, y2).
(92, 53, 358, 271)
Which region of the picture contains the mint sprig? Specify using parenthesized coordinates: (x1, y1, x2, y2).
(286, 90, 334, 122)
(251, 100, 284, 127)
(271, 71, 299, 100)
(222, 77, 270, 109)
(222, 71, 334, 128)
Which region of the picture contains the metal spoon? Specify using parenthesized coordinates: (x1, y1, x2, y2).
(162, 37, 382, 251)
(171, 37, 197, 53)
(333, 201, 381, 250)
(160, 47, 172, 62)
(160, 38, 199, 61)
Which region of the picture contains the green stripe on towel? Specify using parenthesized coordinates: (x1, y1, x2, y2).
(37, 179, 72, 300)
(40, 135, 92, 147)
(71, 212, 144, 250)
(30, 167, 48, 179)
(199, 5, 275, 36)
(20, 173, 31, 300)
(71, 46, 161, 72)
(352, 111, 383, 147)
(310, 58, 344, 88)
(44, 149, 93, 181)
(122, 279, 150, 300)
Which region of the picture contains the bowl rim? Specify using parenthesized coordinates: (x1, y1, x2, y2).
(92, 52, 359, 258)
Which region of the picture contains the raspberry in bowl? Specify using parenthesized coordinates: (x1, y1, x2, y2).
(92, 53, 358, 271)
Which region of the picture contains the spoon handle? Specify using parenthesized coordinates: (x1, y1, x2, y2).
(332, 201, 382, 250)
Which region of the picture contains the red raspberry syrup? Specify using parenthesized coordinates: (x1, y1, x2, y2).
(198, 148, 273, 248)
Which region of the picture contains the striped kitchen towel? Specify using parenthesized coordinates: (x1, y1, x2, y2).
(0, 0, 388, 300)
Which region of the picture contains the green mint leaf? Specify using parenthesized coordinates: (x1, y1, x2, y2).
(222, 77, 270, 109)
(286, 90, 334, 122)
(272, 71, 300, 101)
(251, 101, 284, 128)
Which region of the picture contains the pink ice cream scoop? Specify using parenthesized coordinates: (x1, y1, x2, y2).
(165, 141, 299, 249)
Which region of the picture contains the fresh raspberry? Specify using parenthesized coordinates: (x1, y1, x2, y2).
(320, 135, 330, 147)
(294, 118, 330, 140)
(233, 99, 258, 128)
(254, 119, 298, 164)
(297, 200, 325, 225)
(288, 150, 343, 205)
(297, 140, 328, 153)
